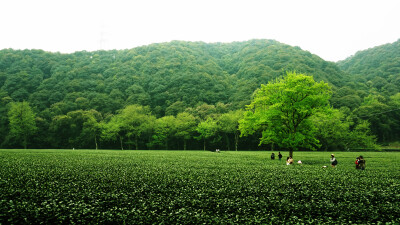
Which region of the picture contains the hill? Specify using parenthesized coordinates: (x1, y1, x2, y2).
(337, 39, 400, 96)
(333, 39, 400, 143)
(1, 39, 398, 149)
(0, 40, 345, 116)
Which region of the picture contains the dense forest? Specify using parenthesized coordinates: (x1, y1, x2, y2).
(0, 39, 399, 150)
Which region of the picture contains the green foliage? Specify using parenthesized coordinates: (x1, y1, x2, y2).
(7, 101, 37, 149)
(312, 109, 378, 151)
(196, 118, 219, 151)
(0, 150, 399, 224)
(101, 105, 155, 150)
(119, 105, 155, 150)
(101, 115, 125, 150)
(217, 110, 243, 151)
(0, 39, 399, 148)
(152, 115, 176, 150)
(240, 72, 332, 155)
(335, 39, 400, 111)
(353, 95, 397, 143)
(175, 112, 197, 150)
(81, 110, 102, 150)
(0, 40, 344, 117)
(338, 39, 400, 81)
(49, 110, 102, 149)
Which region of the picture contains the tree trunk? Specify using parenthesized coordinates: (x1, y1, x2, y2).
(235, 131, 239, 151)
(119, 136, 124, 150)
(23, 135, 27, 149)
(148, 135, 152, 150)
(95, 135, 98, 150)
(203, 138, 206, 151)
(225, 134, 230, 151)
(289, 149, 293, 159)
(184, 139, 187, 150)
(135, 136, 139, 150)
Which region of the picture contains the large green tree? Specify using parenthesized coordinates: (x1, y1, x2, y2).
(312, 109, 377, 151)
(217, 110, 243, 151)
(81, 110, 103, 150)
(196, 118, 219, 151)
(8, 101, 37, 149)
(175, 112, 196, 150)
(49, 109, 103, 149)
(353, 94, 395, 143)
(101, 115, 125, 150)
(119, 105, 155, 150)
(152, 115, 176, 150)
(239, 72, 331, 158)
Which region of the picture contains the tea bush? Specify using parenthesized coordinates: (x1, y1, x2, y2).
(0, 150, 399, 224)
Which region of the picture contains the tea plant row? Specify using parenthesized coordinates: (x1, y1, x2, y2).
(0, 150, 399, 224)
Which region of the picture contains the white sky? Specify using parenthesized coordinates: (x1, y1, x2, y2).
(1, 0, 399, 62)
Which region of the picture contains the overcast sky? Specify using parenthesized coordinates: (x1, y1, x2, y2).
(1, 0, 399, 62)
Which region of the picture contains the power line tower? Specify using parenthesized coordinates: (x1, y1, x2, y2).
(99, 22, 109, 50)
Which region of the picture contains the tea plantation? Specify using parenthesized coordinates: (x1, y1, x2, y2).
(0, 150, 399, 224)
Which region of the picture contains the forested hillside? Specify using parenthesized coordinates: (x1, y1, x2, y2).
(0, 39, 399, 149)
(338, 39, 400, 83)
(335, 39, 400, 143)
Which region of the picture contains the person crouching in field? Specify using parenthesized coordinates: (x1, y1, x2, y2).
(330, 154, 338, 168)
(358, 155, 366, 170)
(286, 157, 294, 165)
(355, 157, 360, 169)
(271, 152, 275, 160)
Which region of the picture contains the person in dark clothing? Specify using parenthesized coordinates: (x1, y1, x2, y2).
(358, 155, 366, 170)
(271, 153, 275, 160)
(278, 152, 282, 161)
(330, 154, 337, 167)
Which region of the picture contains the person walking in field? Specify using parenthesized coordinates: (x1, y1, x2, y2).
(330, 154, 338, 168)
(358, 155, 366, 170)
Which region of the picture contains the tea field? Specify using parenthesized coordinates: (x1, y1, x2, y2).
(0, 150, 399, 224)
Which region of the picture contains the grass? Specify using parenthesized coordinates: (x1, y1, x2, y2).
(0, 149, 399, 224)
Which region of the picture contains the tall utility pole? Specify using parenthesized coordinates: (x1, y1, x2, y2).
(99, 21, 109, 50)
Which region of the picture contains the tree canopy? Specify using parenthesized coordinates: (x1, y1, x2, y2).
(7, 101, 37, 149)
(0, 39, 399, 150)
(239, 72, 332, 157)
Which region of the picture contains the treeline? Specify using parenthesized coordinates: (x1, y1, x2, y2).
(4, 101, 378, 151)
(0, 39, 400, 149)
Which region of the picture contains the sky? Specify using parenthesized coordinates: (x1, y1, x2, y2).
(1, 0, 399, 62)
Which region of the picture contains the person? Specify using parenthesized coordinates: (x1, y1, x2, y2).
(278, 152, 282, 161)
(286, 157, 294, 165)
(271, 152, 275, 160)
(355, 157, 360, 169)
(330, 154, 337, 167)
(358, 155, 366, 170)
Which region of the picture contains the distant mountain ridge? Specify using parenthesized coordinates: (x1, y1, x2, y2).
(1, 38, 399, 115)
(1, 38, 400, 149)
(336, 39, 400, 97)
(0, 39, 346, 115)
(338, 39, 400, 79)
